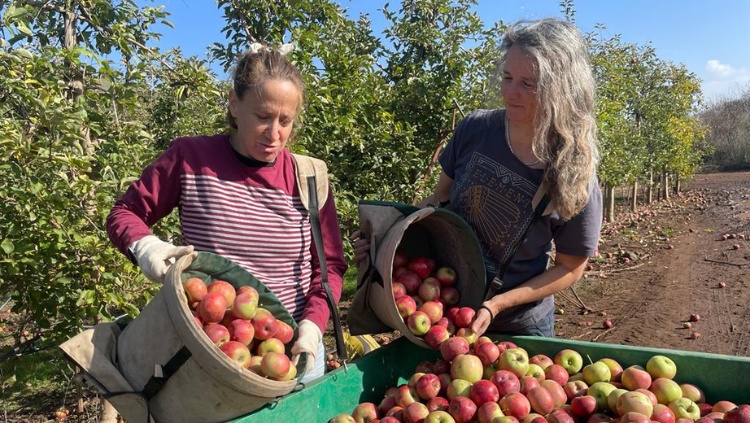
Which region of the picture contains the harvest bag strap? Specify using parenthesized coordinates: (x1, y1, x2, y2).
(307, 176, 348, 361)
(485, 180, 551, 300)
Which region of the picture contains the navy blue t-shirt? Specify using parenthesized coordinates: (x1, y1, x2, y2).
(439, 109, 603, 331)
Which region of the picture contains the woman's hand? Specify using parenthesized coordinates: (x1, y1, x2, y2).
(470, 302, 496, 338)
(350, 230, 371, 266)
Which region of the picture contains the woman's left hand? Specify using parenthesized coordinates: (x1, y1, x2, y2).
(470, 303, 495, 338)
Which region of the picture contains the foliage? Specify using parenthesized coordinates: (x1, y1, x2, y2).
(700, 83, 750, 170)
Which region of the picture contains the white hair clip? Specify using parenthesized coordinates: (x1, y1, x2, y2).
(249, 42, 265, 54)
(278, 43, 295, 55)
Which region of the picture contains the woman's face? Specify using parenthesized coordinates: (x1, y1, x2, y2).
(229, 79, 301, 162)
(500, 44, 539, 127)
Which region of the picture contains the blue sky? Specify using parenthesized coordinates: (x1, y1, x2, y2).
(148, 0, 750, 102)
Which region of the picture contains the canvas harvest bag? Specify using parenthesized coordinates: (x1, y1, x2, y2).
(347, 200, 487, 348)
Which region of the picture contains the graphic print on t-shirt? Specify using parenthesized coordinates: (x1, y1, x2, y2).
(452, 152, 537, 276)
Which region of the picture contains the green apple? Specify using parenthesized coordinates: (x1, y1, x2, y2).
(607, 388, 628, 414)
(587, 382, 618, 413)
(646, 355, 677, 380)
(650, 377, 682, 405)
(616, 391, 654, 418)
(582, 361, 612, 385)
(554, 349, 583, 375)
(451, 354, 484, 383)
(498, 348, 530, 378)
(668, 398, 701, 421)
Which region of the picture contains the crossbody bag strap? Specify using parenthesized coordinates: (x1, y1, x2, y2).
(485, 180, 551, 300)
(307, 176, 348, 361)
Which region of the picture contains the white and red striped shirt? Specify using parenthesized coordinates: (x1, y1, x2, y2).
(107, 135, 347, 332)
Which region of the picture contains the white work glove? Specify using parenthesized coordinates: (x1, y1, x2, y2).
(129, 235, 194, 283)
(291, 319, 322, 374)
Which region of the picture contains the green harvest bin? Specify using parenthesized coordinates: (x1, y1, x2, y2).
(231, 335, 750, 422)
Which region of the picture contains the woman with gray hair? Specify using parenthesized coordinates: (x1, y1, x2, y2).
(354, 17, 602, 337)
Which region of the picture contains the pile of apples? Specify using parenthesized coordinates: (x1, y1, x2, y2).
(327, 336, 750, 423)
(392, 250, 476, 346)
(182, 277, 297, 381)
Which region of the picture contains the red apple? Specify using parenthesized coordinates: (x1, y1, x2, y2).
(394, 271, 422, 295)
(219, 340, 251, 368)
(408, 257, 434, 280)
(650, 378, 682, 405)
(419, 278, 442, 302)
(620, 366, 652, 391)
(499, 392, 532, 420)
(379, 396, 398, 415)
(392, 282, 408, 299)
(227, 318, 254, 345)
(477, 402, 504, 423)
(544, 364, 570, 386)
(474, 340, 500, 366)
(652, 403, 677, 423)
(394, 250, 409, 268)
(440, 336, 470, 362)
(540, 379, 567, 408)
(203, 323, 230, 346)
(620, 412, 651, 423)
(352, 402, 379, 423)
(440, 287, 460, 306)
(469, 379, 500, 406)
(713, 401, 738, 414)
(396, 295, 418, 319)
(198, 292, 228, 324)
(519, 375, 541, 396)
(416, 373, 442, 401)
(260, 351, 291, 380)
(232, 289, 259, 320)
(563, 379, 588, 401)
(679, 383, 706, 403)
(598, 358, 623, 382)
(183, 277, 207, 303)
(529, 354, 554, 370)
(453, 307, 475, 328)
(489, 369, 521, 396)
(570, 395, 598, 418)
(403, 402, 430, 423)
(420, 301, 444, 324)
(251, 308, 279, 340)
(435, 266, 458, 286)
(426, 396, 450, 413)
(448, 396, 477, 423)
(395, 384, 419, 408)
(527, 385, 555, 415)
(206, 280, 236, 309)
(724, 404, 750, 423)
(424, 324, 451, 349)
(547, 408, 575, 423)
(274, 320, 294, 344)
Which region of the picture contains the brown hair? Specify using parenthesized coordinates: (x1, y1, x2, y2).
(226, 47, 304, 130)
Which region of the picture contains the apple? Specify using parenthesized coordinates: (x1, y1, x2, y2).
(499, 392, 532, 420)
(232, 290, 259, 320)
(620, 412, 651, 423)
(449, 396, 477, 423)
(519, 375, 540, 396)
(650, 378, 682, 405)
(468, 379, 499, 405)
(540, 379, 567, 408)
(424, 324, 450, 349)
(525, 363, 546, 383)
(395, 271, 422, 295)
(404, 402, 430, 423)
(203, 323, 230, 346)
(352, 402, 379, 423)
(420, 301, 444, 324)
(529, 354, 554, 370)
(456, 327, 478, 346)
(524, 413, 547, 423)
(396, 295, 418, 319)
(563, 379, 588, 401)
(433, 358, 452, 375)
(424, 410, 456, 423)
(527, 386, 555, 415)
(652, 403, 677, 423)
(598, 358, 623, 382)
(441, 287, 461, 306)
(607, 388, 628, 415)
(489, 369, 521, 396)
(426, 396, 450, 413)
(544, 364, 570, 386)
(496, 416, 522, 423)
(620, 366, 652, 391)
(394, 250, 409, 268)
(554, 349, 583, 375)
(379, 396, 398, 415)
(440, 336, 470, 362)
(227, 318, 254, 345)
(547, 409, 575, 423)
(668, 398, 701, 421)
(477, 402, 504, 423)
(646, 355, 677, 380)
(498, 348, 530, 378)
(679, 383, 706, 403)
(446, 378, 473, 400)
(251, 308, 279, 340)
(587, 413, 615, 423)
(206, 280, 236, 308)
(713, 401, 738, 414)
(571, 395, 598, 418)
(386, 406, 405, 420)
(407, 310, 432, 335)
(273, 320, 294, 344)
(724, 404, 750, 423)
(475, 340, 501, 366)
(419, 278, 443, 302)
(453, 307, 476, 328)
(219, 340, 251, 368)
(393, 282, 408, 299)
(395, 384, 420, 408)
(408, 257, 434, 280)
(198, 292, 228, 324)
(183, 277, 207, 303)
(417, 373, 442, 401)
(451, 354, 484, 383)
(587, 382, 617, 414)
(255, 337, 285, 356)
(435, 266, 458, 286)
(617, 391, 654, 418)
(582, 361, 611, 385)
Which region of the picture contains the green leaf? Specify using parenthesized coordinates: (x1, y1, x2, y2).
(1, 238, 14, 254)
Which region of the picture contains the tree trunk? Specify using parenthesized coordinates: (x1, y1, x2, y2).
(647, 172, 654, 204)
(662, 172, 670, 201)
(675, 175, 681, 195)
(631, 181, 638, 211)
(606, 183, 615, 222)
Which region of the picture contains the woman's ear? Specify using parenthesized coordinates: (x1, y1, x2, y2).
(228, 89, 239, 118)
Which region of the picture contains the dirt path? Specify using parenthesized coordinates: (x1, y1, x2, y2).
(554, 172, 750, 357)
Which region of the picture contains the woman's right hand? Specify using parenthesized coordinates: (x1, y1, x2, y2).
(350, 230, 371, 266)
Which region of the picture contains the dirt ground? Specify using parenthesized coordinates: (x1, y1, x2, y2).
(335, 171, 750, 360)
(3, 172, 750, 422)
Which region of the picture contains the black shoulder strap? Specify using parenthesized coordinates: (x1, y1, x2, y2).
(307, 176, 348, 361)
(485, 182, 551, 300)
